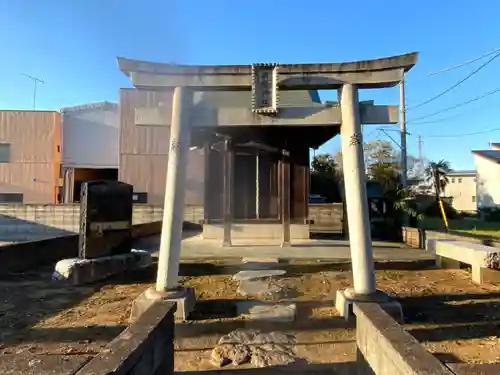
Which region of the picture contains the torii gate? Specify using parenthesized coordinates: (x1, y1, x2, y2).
(119, 53, 418, 319)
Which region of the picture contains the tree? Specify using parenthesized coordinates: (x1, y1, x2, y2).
(363, 139, 397, 166)
(310, 153, 341, 202)
(425, 159, 451, 194)
(311, 154, 336, 175)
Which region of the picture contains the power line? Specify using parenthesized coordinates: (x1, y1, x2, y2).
(418, 126, 500, 139)
(428, 47, 500, 76)
(408, 86, 500, 123)
(406, 50, 500, 111)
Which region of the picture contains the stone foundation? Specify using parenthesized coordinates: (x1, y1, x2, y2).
(202, 223, 309, 241)
(53, 250, 152, 286)
(130, 286, 196, 322)
(335, 289, 403, 323)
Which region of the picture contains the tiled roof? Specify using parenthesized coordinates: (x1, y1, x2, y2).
(447, 170, 476, 176)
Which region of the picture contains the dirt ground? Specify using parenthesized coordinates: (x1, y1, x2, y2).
(0, 267, 154, 356)
(1, 261, 500, 370)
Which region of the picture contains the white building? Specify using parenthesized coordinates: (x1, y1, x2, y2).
(442, 170, 477, 213)
(473, 146, 500, 210)
(60, 102, 120, 202)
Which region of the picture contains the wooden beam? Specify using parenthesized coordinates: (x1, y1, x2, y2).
(222, 138, 234, 247)
(280, 150, 291, 247)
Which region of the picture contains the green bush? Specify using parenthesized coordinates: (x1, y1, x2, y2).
(480, 207, 500, 222)
(423, 200, 458, 220)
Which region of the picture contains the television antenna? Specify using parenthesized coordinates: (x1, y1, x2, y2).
(21, 73, 44, 110)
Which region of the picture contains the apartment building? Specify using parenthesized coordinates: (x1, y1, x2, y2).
(443, 170, 477, 213)
(473, 145, 500, 209)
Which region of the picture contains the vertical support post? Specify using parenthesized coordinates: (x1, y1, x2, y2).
(340, 84, 376, 296)
(223, 138, 233, 247)
(400, 77, 409, 226)
(400, 77, 408, 190)
(281, 149, 291, 247)
(256, 151, 260, 219)
(156, 86, 192, 292)
(203, 141, 210, 223)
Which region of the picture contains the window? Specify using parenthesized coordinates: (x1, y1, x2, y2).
(451, 178, 455, 183)
(472, 196, 476, 203)
(0, 143, 11, 163)
(458, 178, 463, 183)
(0, 193, 23, 203)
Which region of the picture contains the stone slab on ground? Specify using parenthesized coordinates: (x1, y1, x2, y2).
(211, 329, 299, 368)
(241, 258, 280, 270)
(52, 249, 152, 286)
(233, 270, 286, 281)
(246, 304, 297, 322)
(237, 279, 287, 300)
(242, 257, 280, 264)
(129, 286, 195, 322)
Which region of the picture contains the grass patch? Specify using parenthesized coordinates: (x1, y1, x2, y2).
(419, 217, 500, 238)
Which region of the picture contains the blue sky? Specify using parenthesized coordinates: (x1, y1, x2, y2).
(0, 0, 499, 170)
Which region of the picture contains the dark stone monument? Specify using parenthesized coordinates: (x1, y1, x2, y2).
(79, 180, 133, 259)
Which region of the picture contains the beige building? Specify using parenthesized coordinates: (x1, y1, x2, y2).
(0, 111, 62, 203)
(443, 170, 477, 213)
(473, 143, 500, 209)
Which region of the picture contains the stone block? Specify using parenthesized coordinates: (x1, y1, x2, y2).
(53, 249, 152, 286)
(335, 289, 403, 323)
(130, 286, 196, 322)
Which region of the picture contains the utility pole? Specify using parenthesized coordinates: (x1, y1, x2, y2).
(400, 76, 407, 189)
(417, 135, 424, 170)
(21, 73, 44, 110)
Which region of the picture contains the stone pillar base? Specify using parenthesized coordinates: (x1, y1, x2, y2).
(130, 286, 196, 323)
(335, 288, 403, 323)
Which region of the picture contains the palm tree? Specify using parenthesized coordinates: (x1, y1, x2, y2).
(425, 159, 451, 195)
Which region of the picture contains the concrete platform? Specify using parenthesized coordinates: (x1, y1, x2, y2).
(141, 234, 434, 263)
(130, 286, 196, 322)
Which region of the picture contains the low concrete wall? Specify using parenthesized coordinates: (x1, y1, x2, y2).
(76, 301, 176, 375)
(0, 221, 162, 274)
(0, 204, 203, 242)
(309, 203, 344, 233)
(401, 227, 424, 248)
(402, 226, 500, 249)
(354, 303, 453, 375)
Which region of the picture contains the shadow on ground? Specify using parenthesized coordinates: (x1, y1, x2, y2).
(0, 266, 153, 347)
(401, 291, 500, 342)
(176, 361, 356, 375)
(178, 260, 435, 277)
